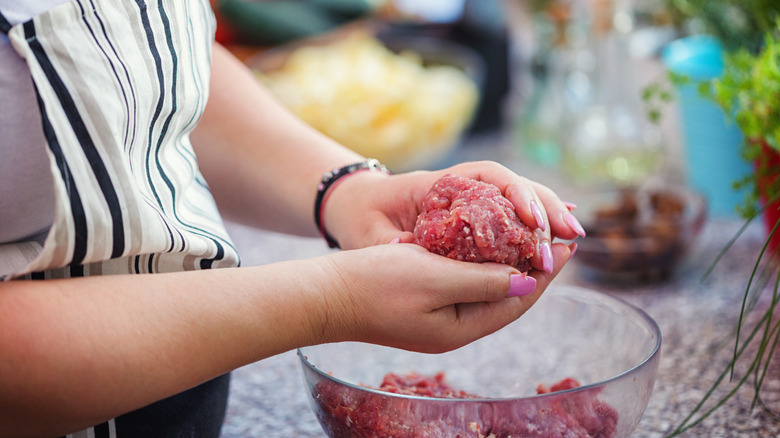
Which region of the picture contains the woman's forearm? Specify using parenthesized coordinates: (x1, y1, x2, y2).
(191, 43, 363, 236)
(0, 260, 330, 437)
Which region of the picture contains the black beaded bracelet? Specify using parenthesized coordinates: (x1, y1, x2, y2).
(314, 159, 391, 249)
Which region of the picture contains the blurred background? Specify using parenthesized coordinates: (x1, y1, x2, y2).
(209, 0, 778, 233)
(212, 0, 730, 192)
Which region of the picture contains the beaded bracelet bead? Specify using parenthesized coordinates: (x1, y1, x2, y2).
(314, 158, 391, 249)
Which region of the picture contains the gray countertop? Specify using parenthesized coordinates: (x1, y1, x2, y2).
(219, 135, 780, 437)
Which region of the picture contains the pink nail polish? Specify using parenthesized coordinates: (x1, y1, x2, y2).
(569, 242, 578, 259)
(389, 236, 401, 244)
(530, 202, 546, 231)
(563, 201, 578, 211)
(507, 274, 536, 297)
(541, 242, 554, 273)
(564, 212, 587, 237)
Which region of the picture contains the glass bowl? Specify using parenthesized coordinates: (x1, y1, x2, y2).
(572, 182, 707, 282)
(297, 285, 661, 438)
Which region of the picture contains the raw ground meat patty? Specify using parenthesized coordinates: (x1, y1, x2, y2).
(413, 174, 538, 272)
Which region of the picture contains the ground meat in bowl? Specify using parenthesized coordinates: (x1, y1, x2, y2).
(413, 174, 538, 272)
(312, 372, 619, 438)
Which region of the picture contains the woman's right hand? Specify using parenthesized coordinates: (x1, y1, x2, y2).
(308, 241, 574, 354)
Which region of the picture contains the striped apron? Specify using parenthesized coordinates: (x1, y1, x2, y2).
(0, 0, 241, 436)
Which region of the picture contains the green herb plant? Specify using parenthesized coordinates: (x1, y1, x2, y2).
(705, 32, 780, 219)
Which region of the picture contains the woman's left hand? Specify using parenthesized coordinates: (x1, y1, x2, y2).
(321, 161, 586, 273)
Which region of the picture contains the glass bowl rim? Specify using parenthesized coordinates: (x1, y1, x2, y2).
(297, 285, 662, 403)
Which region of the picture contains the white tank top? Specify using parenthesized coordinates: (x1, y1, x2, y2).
(0, 0, 68, 243)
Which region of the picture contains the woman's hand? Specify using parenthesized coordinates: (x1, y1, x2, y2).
(308, 241, 573, 354)
(322, 160, 585, 273)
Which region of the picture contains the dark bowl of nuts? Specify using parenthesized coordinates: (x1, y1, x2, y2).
(572, 182, 707, 282)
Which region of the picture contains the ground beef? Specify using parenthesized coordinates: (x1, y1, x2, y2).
(413, 174, 538, 273)
(377, 371, 480, 399)
(311, 372, 619, 438)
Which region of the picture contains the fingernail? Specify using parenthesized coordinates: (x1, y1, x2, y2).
(507, 274, 536, 297)
(530, 202, 546, 231)
(564, 212, 586, 237)
(568, 242, 578, 259)
(389, 236, 401, 244)
(563, 201, 578, 211)
(541, 241, 554, 273)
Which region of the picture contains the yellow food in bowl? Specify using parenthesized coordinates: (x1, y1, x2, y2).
(258, 35, 479, 171)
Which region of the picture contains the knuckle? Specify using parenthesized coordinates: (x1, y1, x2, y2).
(482, 271, 507, 301)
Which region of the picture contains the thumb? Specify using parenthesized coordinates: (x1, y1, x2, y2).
(442, 242, 573, 339)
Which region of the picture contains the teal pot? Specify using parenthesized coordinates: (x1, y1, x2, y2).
(662, 35, 751, 217)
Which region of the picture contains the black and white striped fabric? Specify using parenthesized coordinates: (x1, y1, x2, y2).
(1, 0, 239, 281)
(1, 0, 240, 436)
